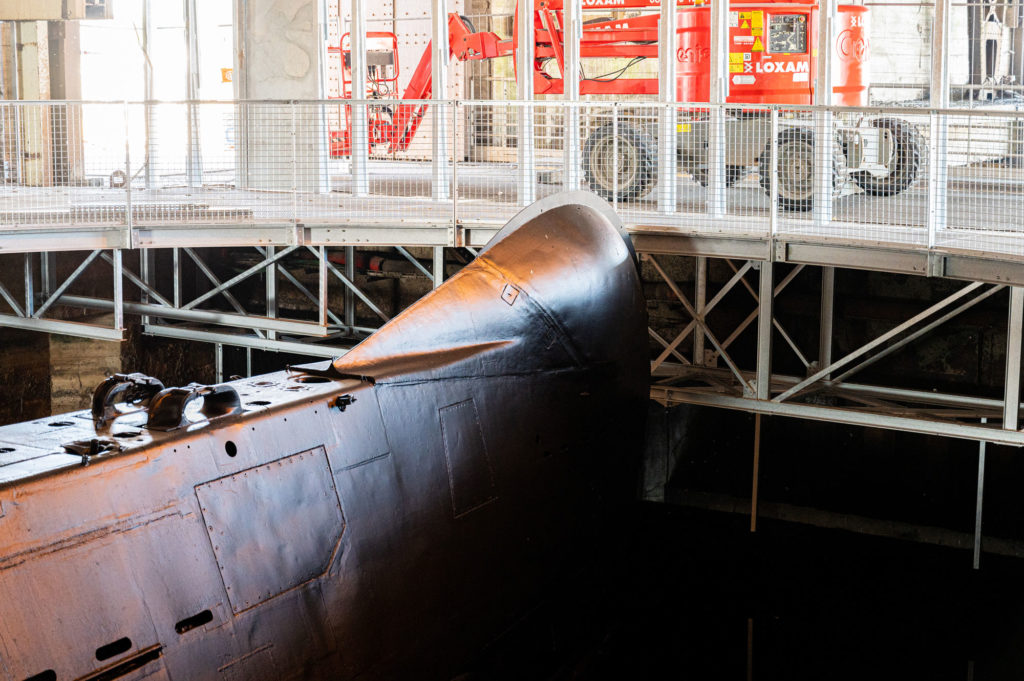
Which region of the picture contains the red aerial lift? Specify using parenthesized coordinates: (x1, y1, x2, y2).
(329, 0, 922, 211)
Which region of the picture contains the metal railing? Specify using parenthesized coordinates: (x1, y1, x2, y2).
(2, 98, 1024, 257)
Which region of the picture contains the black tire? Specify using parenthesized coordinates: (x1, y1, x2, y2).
(693, 165, 747, 188)
(583, 123, 657, 202)
(851, 117, 923, 197)
(758, 128, 818, 212)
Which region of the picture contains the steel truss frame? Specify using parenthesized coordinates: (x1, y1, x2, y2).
(645, 253, 1024, 448)
(0, 245, 450, 361)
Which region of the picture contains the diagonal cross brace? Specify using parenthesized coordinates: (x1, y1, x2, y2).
(716, 264, 805, 357)
(651, 261, 754, 371)
(0, 279, 25, 317)
(395, 246, 434, 280)
(34, 250, 102, 319)
(306, 246, 390, 322)
(830, 283, 1005, 387)
(183, 245, 298, 311)
(186, 248, 266, 340)
(252, 247, 348, 329)
(99, 252, 174, 308)
(645, 254, 753, 394)
(649, 327, 691, 366)
(726, 260, 810, 368)
(774, 281, 986, 403)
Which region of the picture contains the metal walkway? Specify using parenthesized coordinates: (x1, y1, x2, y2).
(3, 99, 1024, 448)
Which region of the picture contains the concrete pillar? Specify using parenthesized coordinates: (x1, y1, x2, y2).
(236, 0, 324, 192)
(47, 20, 84, 187)
(15, 21, 52, 187)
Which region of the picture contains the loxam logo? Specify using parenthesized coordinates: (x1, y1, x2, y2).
(754, 61, 809, 74)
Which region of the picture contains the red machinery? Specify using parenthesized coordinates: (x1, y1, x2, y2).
(329, 0, 920, 210)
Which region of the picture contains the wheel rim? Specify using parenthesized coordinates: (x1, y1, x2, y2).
(777, 140, 814, 201)
(590, 136, 639, 193)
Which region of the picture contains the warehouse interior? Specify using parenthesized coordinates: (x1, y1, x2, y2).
(3, 0, 1024, 677)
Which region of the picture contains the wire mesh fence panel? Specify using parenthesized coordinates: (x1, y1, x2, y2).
(124, 102, 260, 227)
(718, 104, 772, 232)
(457, 101, 528, 227)
(5, 98, 1024, 259)
(940, 110, 1024, 255)
(321, 99, 452, 226)
(0, 102, 128, 228)
(533, 103, 570, 203)
(236, 101, 314, 222)
(774, 105, 929, 247)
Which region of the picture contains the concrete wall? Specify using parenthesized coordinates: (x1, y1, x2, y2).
(237, 0, 326, 191)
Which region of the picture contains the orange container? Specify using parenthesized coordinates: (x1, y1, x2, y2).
(676, 2, 868, 106)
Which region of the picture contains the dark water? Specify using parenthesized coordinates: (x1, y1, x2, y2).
(467, 503, 1024, 680)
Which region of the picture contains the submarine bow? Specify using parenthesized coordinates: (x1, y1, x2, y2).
(332, 190, 648, 386)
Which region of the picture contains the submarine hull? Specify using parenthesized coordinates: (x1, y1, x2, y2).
(0, 192, 648, 681)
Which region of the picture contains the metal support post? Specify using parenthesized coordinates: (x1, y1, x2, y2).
(812, 0, 835, 225)
(318, 246, 329, 327)
(140, 249, 153, 326)
(142, 0, 154, 189)
(769, 108, 779, 235)
(246, 348, 252, 378)
(751, 413, 762, 532)
(433, 247, 444, 288)
(452, 103, 459, 230)
(563, 0, 582, 191)
(707, 0, 729, 218)
(431, 0, 451, 201)
(291, 105, 298, 220)
(184, 0, 202, 189)
(819, 267, 834, 375)
(23, 254, 34, 316)
(112, 250, 124, 331)
(517, 0, 536, 205)
(927, 0, 951, 248)
(1004, 287, 1024, 431)
(10, 25, 22, 185)
(40, 253, 56, 299)
(974, 417, 987, 570)
(755, 262, 774, 400)
(612, 107, 619, 213)
(694, 257, 707, 365)
(124, 101, 133, 247)
(215, 343, 224, 383)
(657, 0, 678, 214)
(172, 248, 182, 307)
(345, 246, 356, 327)
(266, 246, 278, 340)
(233, 0, 250, 189)
(350, 0, 369, 196)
